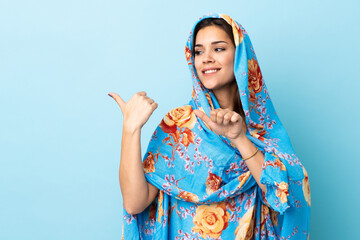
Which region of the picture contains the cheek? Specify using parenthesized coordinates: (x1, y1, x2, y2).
(221, 54, 235, 70)
(227, 56, 235, 69)
(194, 59, 201, 74)
(223, 58, 235, 76)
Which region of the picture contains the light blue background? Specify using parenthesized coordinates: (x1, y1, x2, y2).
(1, 0, 359, 239)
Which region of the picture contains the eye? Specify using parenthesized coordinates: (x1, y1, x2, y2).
(194, 50, 203, 56)
(215, 48, 225, 52)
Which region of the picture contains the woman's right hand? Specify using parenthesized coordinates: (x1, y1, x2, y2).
(108, 91, 158, 132)
(109, 91, 159, 214)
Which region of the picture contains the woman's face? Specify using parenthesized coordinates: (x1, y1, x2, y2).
(194, 25, 236, 92)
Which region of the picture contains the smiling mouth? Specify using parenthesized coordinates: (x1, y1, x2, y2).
(203, 68, 221, 74)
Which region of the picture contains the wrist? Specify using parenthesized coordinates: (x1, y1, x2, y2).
(233, 134, 257, 154)
(123, 122, 141, 134)
(231, 132, 248, 147)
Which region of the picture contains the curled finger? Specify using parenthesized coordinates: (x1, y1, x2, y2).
(223, 111, 233, 125)
(137, 91, 147, 96)
(230, 113, 241, 122)
(216, 110, 227, 125)
(151, 102, 158, 111)
(210, 110, 217, 122)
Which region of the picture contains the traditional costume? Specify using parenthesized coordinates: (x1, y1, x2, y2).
(122, 13, 311, 240)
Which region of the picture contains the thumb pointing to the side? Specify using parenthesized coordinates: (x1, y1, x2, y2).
(108, 92, 126, 113)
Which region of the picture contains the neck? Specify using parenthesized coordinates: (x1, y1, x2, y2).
(213, 81, 240, 112)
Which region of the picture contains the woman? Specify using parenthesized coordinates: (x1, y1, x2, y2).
(109, 13, 311, 240)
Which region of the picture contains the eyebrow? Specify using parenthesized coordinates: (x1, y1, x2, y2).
(194, 41, 229, 47)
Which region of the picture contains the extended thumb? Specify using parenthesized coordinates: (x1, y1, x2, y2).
(108, 92, 126, 111)
(193, 109, 212, 129)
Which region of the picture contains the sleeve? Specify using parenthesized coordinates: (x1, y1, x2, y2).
(259, 150, 307, 215)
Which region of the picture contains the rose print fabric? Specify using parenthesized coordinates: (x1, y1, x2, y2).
(122, 13, 311, 239)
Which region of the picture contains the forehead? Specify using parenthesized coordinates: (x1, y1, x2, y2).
(194, 25, 232, 45)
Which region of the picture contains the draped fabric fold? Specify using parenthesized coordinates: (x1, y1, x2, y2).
(122, 13, 311, 240)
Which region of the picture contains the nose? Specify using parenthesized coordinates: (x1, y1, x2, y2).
(202, 50, 215, 63)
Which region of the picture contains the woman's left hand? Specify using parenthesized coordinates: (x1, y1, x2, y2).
(193, 108, 247, 142)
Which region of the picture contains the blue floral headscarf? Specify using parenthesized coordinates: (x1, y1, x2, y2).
(122, 13, 311, 240)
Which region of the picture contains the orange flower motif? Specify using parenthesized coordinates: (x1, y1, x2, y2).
(192, 202, 230, 239)
(260, 205, 269, 232)
(185, 45, 192, 62)
(170, 130, 181, 143)
(275, 158, 286, 171)
(302, 166, 311, 206)
(143, 152, 155, 173)
(157, 191, 164, 223)
(262, 155, 286, 172)
(275, 181, 289, 203)
(178, 190, 199, 203)
(247, 58, 263, 102)
(238, 171, 251, 189)
(249, 91, 256, 103)
(160, 105, 196, 133)
(205, 93, 215, 110)
(271, 154, 287, 171)
(235, 205, 255, 240)
(205, 173, 222, 195)
(249, 122, 264, 130)
(181, 128, 195, 147)
(250, 129, 266, 141)
(220, 14, 244, 46)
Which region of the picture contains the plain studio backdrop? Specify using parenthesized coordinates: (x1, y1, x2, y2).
(0, 0, 359, 239)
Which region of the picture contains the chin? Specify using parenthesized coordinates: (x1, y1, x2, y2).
(201, 83, 217, 90)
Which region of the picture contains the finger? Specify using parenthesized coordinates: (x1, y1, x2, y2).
(194, 109, 215, 129)
(147, 98, 155, 104)
(230, 113, 241, 122)
(139, 94, 150, 99)
(210, 110, 217, 122)
(108, 92, 126, 112)
(216, 110, 226, 125)
(151, 102, 158, 111)
(223, 111, 233, 125)
(215, 109, 230, 125)
(137, 91, 147, 96)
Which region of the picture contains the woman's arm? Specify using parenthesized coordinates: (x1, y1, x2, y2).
(109, 91, 159, 215)
(120, 126, 159, 215)
(232, 135, 267, 193)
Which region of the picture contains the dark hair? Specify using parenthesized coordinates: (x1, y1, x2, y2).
(192, 18, 235, 54)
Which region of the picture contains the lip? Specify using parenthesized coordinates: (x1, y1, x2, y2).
(202, 68, 221, 75)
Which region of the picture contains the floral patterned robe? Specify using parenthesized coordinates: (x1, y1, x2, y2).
(121, 13, 311, 240)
